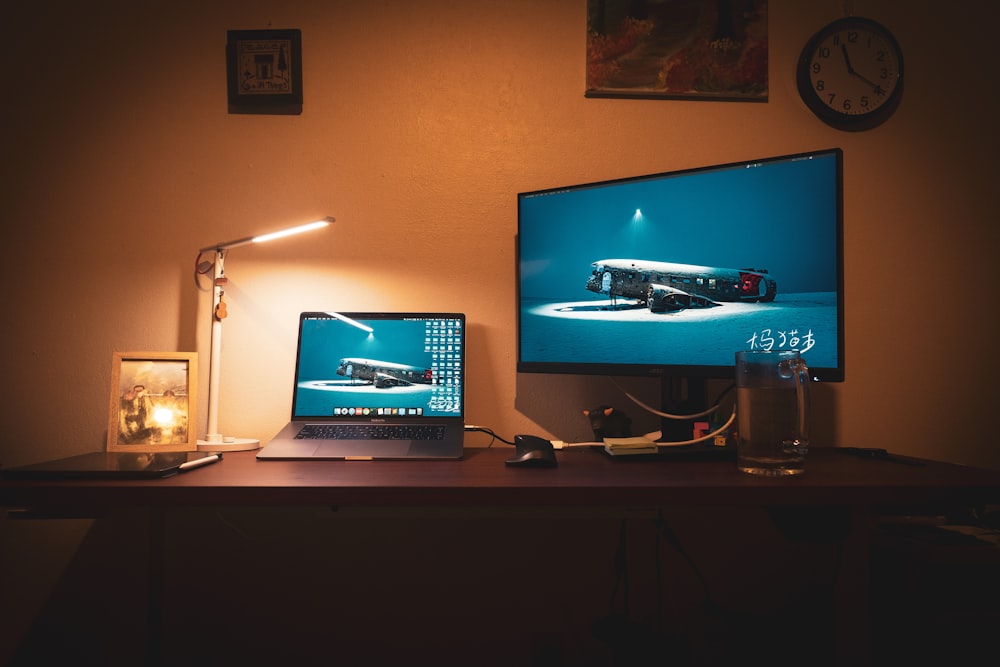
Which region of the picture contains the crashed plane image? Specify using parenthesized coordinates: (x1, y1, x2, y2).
(586, 259, 777, 312)
(336, 357, 434, 388)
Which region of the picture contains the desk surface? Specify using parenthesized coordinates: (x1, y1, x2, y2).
(3, 446, 999, 510)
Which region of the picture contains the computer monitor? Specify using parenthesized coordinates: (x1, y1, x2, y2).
(516, 148, 844, 440)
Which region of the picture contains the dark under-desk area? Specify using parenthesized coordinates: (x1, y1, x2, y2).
(2, 447, 999, 666)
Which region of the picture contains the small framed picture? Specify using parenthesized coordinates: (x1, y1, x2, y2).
(107, 352, 198, 452)
(226, 28, 303, 115)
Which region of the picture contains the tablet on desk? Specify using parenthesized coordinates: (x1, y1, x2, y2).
(0, 451, 221, 480)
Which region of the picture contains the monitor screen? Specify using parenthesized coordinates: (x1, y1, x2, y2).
(516, 148, 844, 384)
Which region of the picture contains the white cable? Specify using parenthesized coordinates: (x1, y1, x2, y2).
(609, 376, 721, 420)
(650, 408, 736, 447)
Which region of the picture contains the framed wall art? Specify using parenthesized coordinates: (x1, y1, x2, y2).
(226, 28, 303, 115)
(107, 352, 198, 452)
(586, 0, 768, 101)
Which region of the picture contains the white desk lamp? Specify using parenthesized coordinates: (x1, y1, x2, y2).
(195, 216, 334, 451)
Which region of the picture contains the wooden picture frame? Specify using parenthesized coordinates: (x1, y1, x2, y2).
(107, 352, 198, 452)
(226, 28, 303, 115)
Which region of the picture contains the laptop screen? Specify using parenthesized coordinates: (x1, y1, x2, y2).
(290, 312, 465, 421)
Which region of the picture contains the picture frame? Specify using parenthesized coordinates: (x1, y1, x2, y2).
(586, 0, 768, 102)
(107, 352, 198, 452)
(226, 28, 303, 115)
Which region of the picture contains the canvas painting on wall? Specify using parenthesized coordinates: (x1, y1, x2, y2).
(586, 0, 768, 101)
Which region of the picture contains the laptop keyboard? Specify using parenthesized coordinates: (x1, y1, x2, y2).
(296, 424, 447, 441)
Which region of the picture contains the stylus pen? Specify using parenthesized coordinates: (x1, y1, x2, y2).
(835, 447, 924, 466)
(178, 453, 222, 472)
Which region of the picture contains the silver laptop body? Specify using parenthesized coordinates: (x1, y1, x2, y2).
(257, 312, 465, 460)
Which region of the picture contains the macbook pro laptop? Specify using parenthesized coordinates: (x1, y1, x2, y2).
(257, 312, 466, 460)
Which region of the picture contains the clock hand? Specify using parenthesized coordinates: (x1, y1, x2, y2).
(841, 44, 883, 91)
(840, 44, 855, 73)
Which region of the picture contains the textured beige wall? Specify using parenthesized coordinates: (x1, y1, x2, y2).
(2, 0, 998, 469)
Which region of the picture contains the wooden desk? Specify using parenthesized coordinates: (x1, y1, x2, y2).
(3, 447, 998, 667)
(3, 446, 999, 511)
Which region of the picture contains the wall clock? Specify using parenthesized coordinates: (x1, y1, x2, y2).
(797, 17, 904, 131)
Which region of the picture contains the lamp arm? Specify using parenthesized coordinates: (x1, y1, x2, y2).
(195, 216, 332, 451)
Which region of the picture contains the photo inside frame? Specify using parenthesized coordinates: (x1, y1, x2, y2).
(109, 353, 197, 452)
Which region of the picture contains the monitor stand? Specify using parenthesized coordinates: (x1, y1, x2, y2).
(599, 375, 733, 461)
(650, 375, 735, 460)
(657, 375, 708, 444)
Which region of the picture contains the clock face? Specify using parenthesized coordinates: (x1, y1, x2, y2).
(797, 18, 904, 131)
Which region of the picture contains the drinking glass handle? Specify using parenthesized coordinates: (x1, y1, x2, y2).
(792, 359, 811, 450)
(778, 357, 811, 453)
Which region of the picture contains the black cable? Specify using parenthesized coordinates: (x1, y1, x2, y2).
(194, 251, 214, 291)
(610, 519, 629, 617)
(655, 511, 713, 605)
(654, 513, 663, 630)
(712, 382, 735, 409)
(462, 426, 514, 447)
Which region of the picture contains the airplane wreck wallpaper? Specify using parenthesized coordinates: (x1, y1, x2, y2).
(517, 149, 841, 375)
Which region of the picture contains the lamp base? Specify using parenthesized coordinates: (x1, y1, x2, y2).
(197, 436, 261, 452)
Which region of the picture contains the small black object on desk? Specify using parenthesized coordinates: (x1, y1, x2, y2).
(0, 451, 222, 480)
(505, 434, 558, 468)
(835, 446, 925, 466)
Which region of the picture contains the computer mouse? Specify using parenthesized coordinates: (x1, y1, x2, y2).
(505, 434, 558, 468)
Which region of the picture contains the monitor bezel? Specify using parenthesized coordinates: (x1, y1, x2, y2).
(515, 148, 845, 383)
